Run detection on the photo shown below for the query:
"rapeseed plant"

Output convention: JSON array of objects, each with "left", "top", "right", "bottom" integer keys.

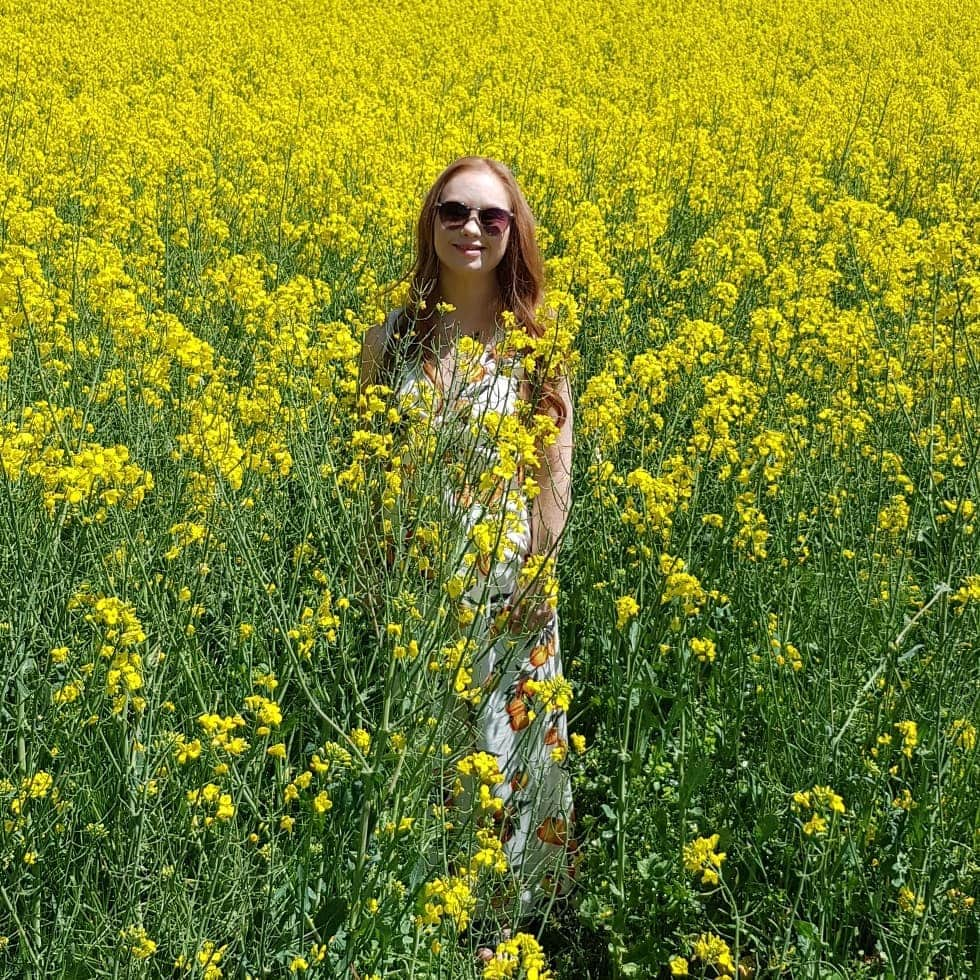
[{"left": 1, "top": 0, "right": 978, "bottom": 975}]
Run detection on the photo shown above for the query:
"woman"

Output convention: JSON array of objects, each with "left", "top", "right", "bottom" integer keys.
[{"left": 359, "top": 156, "right": 575, "bottom": 920}]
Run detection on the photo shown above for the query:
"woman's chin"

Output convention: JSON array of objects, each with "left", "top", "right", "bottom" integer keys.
[{"left": 452, "top": 250, "right": 486, "bottom": 266}]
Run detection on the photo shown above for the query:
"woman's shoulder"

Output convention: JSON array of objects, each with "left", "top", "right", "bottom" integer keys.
[
  {"left": 360, "top": 310, "right": 405, "bottom": 389},
  {"left": 364, "top": 308, "right": 405, "bottom": 347},
  {"left": 361, "top": 308, "right": 425, "bottom": 392}
]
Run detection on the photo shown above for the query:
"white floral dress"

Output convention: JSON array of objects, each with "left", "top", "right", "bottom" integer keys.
[{"left": 385, "top": 310, "right": 576, "bottom": 914}]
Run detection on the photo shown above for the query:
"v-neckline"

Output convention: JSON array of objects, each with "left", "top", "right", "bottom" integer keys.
[{"left": 419, "top": 340, "right": 498, "bottom": 396}]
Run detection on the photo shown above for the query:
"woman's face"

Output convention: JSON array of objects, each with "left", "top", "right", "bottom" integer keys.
[{"left": 433, "top": 167, "right": 512, "bottom": 279}]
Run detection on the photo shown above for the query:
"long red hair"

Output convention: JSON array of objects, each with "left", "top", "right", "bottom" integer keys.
[{"left": 394, "top": 156, "right": 567, "bottom": 426}]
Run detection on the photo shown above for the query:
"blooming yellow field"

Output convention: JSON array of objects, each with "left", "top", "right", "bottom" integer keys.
[{"left": 1, "top": 0, "right": 978, "bottom": 976}]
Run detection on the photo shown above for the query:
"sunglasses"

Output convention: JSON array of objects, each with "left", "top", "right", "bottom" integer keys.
[{"left": 436, "top": 200, "right": 514, "bottom": 236}]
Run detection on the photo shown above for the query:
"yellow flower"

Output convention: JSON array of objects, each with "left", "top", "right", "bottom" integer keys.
[
  {"left": 946, "top": 889, "right": 975, "bottom": 914},
  {"left": 894, "top": 720, "right": 918, "bottom": 759},
  {"left": 120, "top": 926, "right": 158, "bottom": 960},
  {"left": 793, "top": 783, "right": 846, "bottom": 837},
  {"left": 812, "top": 785, "right": 846, "bottom": 814},
  {"left": 892, "top": 789, "right": 916, "bottom": 811},
  {"left": 690, "top": 637, "right": 716, "bottom": 663},
  {"left": 691, "top": 933, "right": 735, "bottom": 975},
  {"left": 253, "top": 671, "right": 278, "bottom": 691},
  {"left": 243, "top": 695, "right": 282, "bottom": 728},
  {"left": 52, "top": 680, "right": 84, "bottom": 704},
  {"left": 615, "top": 595, "right": 639, "bottom": 629},
  {"left": 174, "top": 735, "right": 201, "bottom": 766},
  {"left": 802, "top": 814, "right": 828, "bottom": 836},
  {"left": 952, "top": 575, "right": 980, "bottom": 606},
  {"left": 350, "top": 728, "right": 371, "bottom": 753},
  {"left": 416, "top": 874, "right": 476, "bottom": 932},
  {"left": 897, "top": 886, "right": 925, "bottom": 917},
  {"left": 683, "top": 833, "right": 726, "bottom": 885},
  {"left": 457, "top": 751, "right": 505, "bottom": 786},
  {"left": 479, "top": 931, "right": 552, "bottom": 979},
  {"left": 948, "top": 718, "right": 976, "bottom": 751},
  {"left": 877, "top": 494, "right": 910, "bottom": 535},
  {"left": 523, "top": 675, "right": 573, "bottom": 713}
]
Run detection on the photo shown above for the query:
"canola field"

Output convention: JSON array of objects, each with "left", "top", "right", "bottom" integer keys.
[{"left": 1, "top": 0, "right": 979, "bottom": 976}]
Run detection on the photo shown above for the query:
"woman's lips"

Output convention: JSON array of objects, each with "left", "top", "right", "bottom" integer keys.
[{"left": 454, "top": 243, "right": 484, "bottom": 255}]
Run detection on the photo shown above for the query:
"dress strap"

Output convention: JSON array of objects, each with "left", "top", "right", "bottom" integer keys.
[{"left": 383, "top": 308, "right": 402, "bottom": 343}]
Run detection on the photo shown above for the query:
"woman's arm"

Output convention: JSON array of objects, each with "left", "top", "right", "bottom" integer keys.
[
  {"left": 358, "top": 321, "right": 389, "bottom": 394},
  {"left": 529, "top": 374, "right": 573, "bottom": 559},
  {"left": 506, "top": 375, "right": 573, "bottom": 634}
]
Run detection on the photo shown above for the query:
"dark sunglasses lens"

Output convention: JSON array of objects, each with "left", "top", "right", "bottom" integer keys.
[
  {"left": 440, "top": 202, "right": 470, "bottom": 226},
  {"left": 480, "top": 209, "right": 511, "bottom": 235}
]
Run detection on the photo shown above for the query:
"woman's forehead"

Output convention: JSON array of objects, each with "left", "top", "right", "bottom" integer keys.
[{"left": 441, "top": 168, "right": 511, "bottom": 208}]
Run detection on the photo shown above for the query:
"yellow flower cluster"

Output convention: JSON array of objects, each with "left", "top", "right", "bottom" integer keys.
[
  {"left": 310, "top": 742, "right": 354, "bottom": 774},
  {"left": 285, "top": 590, "right": 342, "bottom": 659},
  {"left": 6, "top": 771, "right": 60, "bottom": 827},
  {"left": 952, "top": 575, "right": 980, "bottom": 607},
  {"left": 683, "top": 833, "right": 727, "bottom": 886},
  {"left": 659, "top": 554, "right": 707, "bottom": 618},
  {"left": 622, "top": 462, "right": 694, "bottom": 543},
  {"left": 428, "top": 637, "right": 481, "bottom": 702},
  {"left": 766, "top": 614, "right": 804, "bottom": 672},
  {"left": 480, "top": 409, "right": 557, "bottom": 485},
  {"left": 198, "top": 712, "right": 249, "bottom": 756},
  {"left": 457, "top": 751, "right": 506, "bottom": 813},
  {"left": 893, "top": 720, "right": 918, "bottom": 759},
  {"left": 120, "top": 925, "right": 158, "bottom": 960},
  {"left": 470, "top": 827, "right": 509, "bottom": 874},
  {"left": 67, "top": 590, "right": 149, "bottom": 715},
  {"left": 615, "top": 595, "right": 639, "bottom": 630},
  {"left": 243, "top": 695, "right": 283, "bottom": 734},
  {"left": 523, "top": 675, "right": 573, "bottom": 714},
  {"left": 948, "top": 719, "right": 976, "bottom": 752},
  {"left": 897, "top": 885, "right": 926, "bottom": 917},
  {"left": 793, "top": 785, "right": 846, "bottom": 837},
  {"left": 416, "top": 874, "right": 477, "bottom": 932},
  {"left": 0, "top": 399, "right": 154, "bottom": 522},
  {"left": 673, "top": 933, "right": 736, "bottom": 979},
  {"left": 516, "top": 554, "right": 559, "bottom": 608},
  {"left": 690, "top": 637, "right": 717, "bottom": 664},
  {"left": 481, "top": 931, "right": 553, "bottom": 979},
  {"left": 457, "top": 751, "right": 505, "bottom": 786},
  {"left": 500, "top": 301, "right": 580, "bottom": 384},
  {"left": 175, "top": 941, "right": 227, "bottom": 980},
  {"left": 185, "top": 783, "right": 236, "bottom": 827},
  {"left": 691, "top": 933, "right": 736, "bottom": 976}
]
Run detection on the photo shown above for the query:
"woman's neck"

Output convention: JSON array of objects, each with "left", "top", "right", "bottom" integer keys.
[{"left": 435, "top": 271, "right": 500, "bottom": 345}]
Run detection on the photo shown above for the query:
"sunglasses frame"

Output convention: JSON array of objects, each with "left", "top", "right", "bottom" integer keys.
[{"left": 436, "top": 200, "right": 514, "bottom": 236}]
